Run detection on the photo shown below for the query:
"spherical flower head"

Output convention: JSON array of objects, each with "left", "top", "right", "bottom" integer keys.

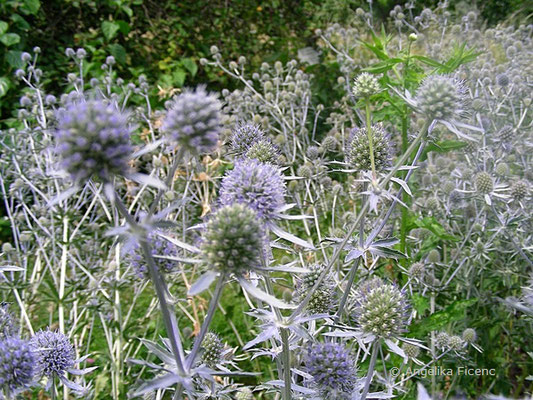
[
  {"left": 0, "top": 337, "right": 35, "bottom": 393},
  {"left": 304, "top": 342, "right": 357, "bottom": 399},
  {"left": 201, "top": 204, "right": 266, "bottom": 274},
  {"left": 294, "top": 264, "right": 336, "bottom": 315},
  {"left": 55, "top": 99, "right": 133, "bottom": 182},
  {"left": 402, "top": 343, "right": 420, "bottom": 359},
  {"left": 352, "top": 73, "right": 381, "bottom": 98},
  {"left": 408, "top": 262, "right": 425, "bottom": 279},
  {"left": 346, "top": 124, "right": 391, "bottom": 172},
  {"left": 201, "top": 332, "right": 223, "bottom": 367},
  {"left": 230, "top": 123, "right": 265, "bottom": 155},
  {"left": 448, "top": 335, "right": 464, "bottom": 351},
  {"left": 435, "top": 332, "right": 449, "bottom": 349},
  {"left": 0, "top": 304, "right": 17, "bottom": 339},
  {"left": 245, "top": 139, "right": 280, "bottom": 164},
  {"left": 129, "top": 234, "right": 179, "bottom": 279},
  {"left": 353, "top": 277, "right": 410, "bottom": 338},
  {"left": 511, "top": 180, "right": 528, "bottom": 202},
  {"left": 475, "top": 172, "right": 493, "bottom": 194},
  {"left": 30, "top": 329, "right": 75, "bottom": 378},
  {"left": 415, "top": 75, "right": 465, "bottom": 120},
  {"left": 162, "top": 86, "right": 222, "bottom": 154},
  {"left": 219, "top": 159, "right": 286, "bottom": 221},
  {"left": 462, "top": 328, "right": 476, "bottom": 343}
]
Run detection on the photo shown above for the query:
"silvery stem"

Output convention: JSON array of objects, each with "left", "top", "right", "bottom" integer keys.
[{"left": 361, "top": 340, "right": 380, "bottom": 400}]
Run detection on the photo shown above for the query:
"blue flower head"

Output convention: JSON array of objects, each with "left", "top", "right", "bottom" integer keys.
[
  {"left": 0, "top": 337, "right": 35, "bottom": 393},
  {"left": 30, "top": 330, "right": 75, "bottom": 379}
]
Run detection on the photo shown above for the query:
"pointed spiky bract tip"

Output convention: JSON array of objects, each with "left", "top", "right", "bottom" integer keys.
[
  {"left": 201, "top": 332, "right": 223, "bottom": 367},
  {"left": 201, "top": 204, "right": 266, "bottom": 274},
  {"left": 162, "top": 86, "right": 222, "bottom": 154},
  {"left": 353, "top": 277, "right": 410, "bottom": 338},
  {"left": 55, "top": 99, "right": 133, "bottom": 182},
  {"left": 30, "top": 329, "right": 75, "bottom": 378},
  {"left": 0, "top": 337, "right": 35, "bottom": 393},
  {"left": 219, "top": 158, "right": 286, "bottom": 221},
  {"left": 346, "top": 123, "right": 391, "bottom": 172},
  {"left": 415, "top": 74, "right": 465, "bottom": 120},
  {"left": 230, "top": 123, "right": 265, "bottom": 155},
  {"left": 352, "top": 72, "right": 381, "bottom": 98},
  {"left": 305, "top": 342, "right": 357, "bottom": 399}
]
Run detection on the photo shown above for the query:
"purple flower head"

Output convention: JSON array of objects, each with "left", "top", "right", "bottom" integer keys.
[
  {"left": 54, "top": 99, "right": 133, "bottom": 182},
  {"left": 304, "top": 342, "right": 357, "bottom": 399},
  {"left": 0, "top": 304, "right": 18, "bottom": 339},
  {"left": 230, "top": 123, "right": 265, "bottom": 155},
  {"left": 162, "top": 86, "right": 222, "bottom": 154},
  {"left": 0, "top": 337, "right": 35, "bottom": 393},
  {"left": 352, "top": 277, "right": 410, "bottom": 338},
  {"left": 219, "top": 159, "right": 286, "bottom": 221},
  {"left": 30, "top": 329, "right": 75, "bottom": 379},
  {"left": 129, "top": 233, "right": 179, "bottom": 279}
]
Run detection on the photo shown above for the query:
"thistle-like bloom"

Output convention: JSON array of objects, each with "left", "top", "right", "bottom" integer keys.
[
  {"left": 510, "top": 180, "right": 528, "bottom": 202},
  {"left": 352, "top": 278, "right": 410, "bottom": 338},
  {"left": 245, "top": 139, "right": 280, "bottom": 164},
  {"left": 304, "top": 342, "right": 357, "bottom": 399},
  {"left": 475, "top": 172, "right": 493, "bottom": 194},
  {"left": 294, "top": 264, "right": 336, "bottom": 315},
  {"left": 201, "top": 204, "right": 265, "bottom": 274},
  {"left": 30, "top": 329, "right": 75, "bottom": 379},
  {"left": 201, "top": 332, "right": 223, "bottom": 367},
  {"left": 129, "top": 234, "right": 179, "bottom": 279},
  {"left": 402, "top": 343, "right": 420, "bottom": 359},
  {"left": 415, "top": 75, "right": 465, "bottom": 120},
  {"left": 462, "top": 328, "right": 476, "bottom": 343},
  {"left": 352, "top": 72, "right": 381, "bottom": 98},
  {"left": 162, "top": 86, "right": 222, "bottom": 153},
  {"left": 230, "top": 123, "right": 265, "bottom": 155},
  {"left": 0, "top": 337, "right": 35, "bottom": 393},
  {"left": 0, "top": 304, "right": 17, "bottom": 339},
  {"left": 346, "top": 124, "right": 391, "bottom": 172},
  {"left": 54, "top": 99, "right": 133, "bottom": 182},
  {"left": 219, "top": 159, "right": 286, "bottom": 221}
]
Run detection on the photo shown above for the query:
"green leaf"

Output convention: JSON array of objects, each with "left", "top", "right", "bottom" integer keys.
[
  {"left": 408, "top": 216, "right": 459, "bottom": 242},
  {"left": 0, "top": 33, "right": 20, "bottom": 47},
  {"left": 421, "top": 140, "right": 467, "bottom": 161},
  {"left": 102, "top": 21, "right": 120, "bottom": 41},
  {"left": 363, "top": 57, "right": 404, "bottom": 74},
  {"left": 409, "top": 299, "right": 477, "bottom": 336},
  {"left": 172, "top": 68, "right": 186, "bottom": 87},
  {"left": 181, "top": 58, "right": 197, "bottom": 77},
  {"left": 0, "top": 77, "right": 10, "bottom": 98},
  {"left": 22, "top": 0, "right": 41, "bottom": 15},
  {"left": 11, "top": 14, "right": 30, "bottom": 30},
  {"left": 0, "top": 21, "right": 8, "bottom": 35},
  {"left": 412, "top": 293, "right": 430, "bottom": 316},
  {"left": 5, "top": 50, "right": 23, "bottom": 68},
  {"left": 116, "top": 20, "right": 131, "bottom": 35},
  {"left": 108, "top": 43, "right": 126, "bottom": 64}
]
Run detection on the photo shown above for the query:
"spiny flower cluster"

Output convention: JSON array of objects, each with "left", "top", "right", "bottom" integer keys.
[
  {"left": 201, "top": 204, "right": 265, "bottom": 274},
  {"left": 352, "top": 277, "right": 410, "bottom": 337},
  {"left": 0, "top": 304, "right": 17, "bottom": 339},
  {"left": 475, "top": 172, "right": 493, "bottom": 194},
  {"left": 346, "top": 124, "right": 391, "bottom": 172},
  {"left": 415, "top": 75, "right": 465, "bottom": 120},
  {"left": 304, "top": 342, "right": 357, "bottom": 399},
  {"left": 201, "top": 332, "right": 224, "bottom": 367},
  {"left": 130, "top": 234, "right": 179, "bottom": 279},
  {"left": 511, "top": 180, "right": 528, "bottom": 202},
  {"left": 294, "top": 264, "right": 336, "bottom": 315},
  {"left": 162, "top": 86, "right": 222, "bottom": 154},
  {"left": 245, "top": 139, "right": 281, "bottom": 164},
  {"left": 54, "top": 99, "right": 133, "bottom": 182},
  {"left": 219, "top": 159, "right": 286, "bottom": 221},
  {"left": 230, "top": 123, "right": 265, "bottom": 155},
  {"left": 0, "top": 337, "right": 35, "bottom": 393},
  {"left": 352, "top": 72, "right": 381, "bottom": 98},
  {"left": 30, "top": 329, "right": 75, "bottom": 379}
]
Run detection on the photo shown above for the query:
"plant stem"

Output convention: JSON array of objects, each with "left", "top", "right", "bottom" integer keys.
[
  {"left": 361, "top": 340, "right": 380, "bottom": 400},
  {"left": 186, "top": 274, "right": 226, "bottom": 370},
  {"left": 365, "top": 101, "right": 377, "bottom": 179},
  {"left": 336, "top": 258, "right": 360, "bottom": 320},
  {"left": 280, "top": 328, "right": 292, "bottom": 400}
]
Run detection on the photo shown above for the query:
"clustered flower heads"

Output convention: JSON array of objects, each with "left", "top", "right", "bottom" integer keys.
[
  {"left": 352, "top": 72, "right": 381, "bottom": 98},
  {"left": 304, "top": 342, "right": 357, "bottom": 399},
  {"left": 352, "top": 277, "right": 410, "bottom": 337},
  {"left": 30, "top": 329, "right": 75, "bottom": 379},
  {"left": 201, "top": 204, "right": 265, "bottom": 274},
  {"left": 219, "top": 158, "right": 286, "bottom": 221},
  {"left": 0, "top": 337, "right": 35, "bottom": 393},
  {"left": 129, "top": 234, "right": 179, "bottom": 279},
  {"left": 415, "top": 74, "right": 465, "bottom": 120},
  {"left": 201, "top": 332, "right": 224, "bottom": 367},
  {"left": 346, "top": 124, "right": 391, "bottom": 172},
  {"left": 54, "top": 99, "right": 133, "bottom": 182},
  {"left": 162, "top": 86, "right": 222, "bottom": 153},
  {"left": 230, "top": 123, "right": 265, "bottom": 155}
]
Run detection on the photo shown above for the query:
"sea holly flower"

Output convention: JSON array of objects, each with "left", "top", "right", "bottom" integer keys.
[
  {"left": 230, "top": 123, "right": 266, "bottom": 155},
  {"left": 352, "top": 72, "right": 381, "bottom": 98},
  {"left": 345, "top": 124, "right": 392, "bottom": 173},
  {"left": 0, "top": 337, "right": 35, "bottom": 396},
  {"left": 293, "top": 264, "right": 336, "bottom": 315}
]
